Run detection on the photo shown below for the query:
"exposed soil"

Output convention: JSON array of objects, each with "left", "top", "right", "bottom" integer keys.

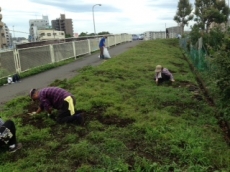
[
  {"left": 83, "top": 107, "right": 135, "bottom": 128},
  {"left": 14, "top": 103, "right": 135, "bottom": 130}
]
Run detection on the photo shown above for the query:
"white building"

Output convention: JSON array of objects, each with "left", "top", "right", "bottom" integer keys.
[
  {"left": 37, "top": 30, "right": 65, "bottom": 40},
  {"left": 3, "top": 24, "right": 12, "bottom": 47},
  {"left": 29, "top": 15, "right": 50, "bottom": 42},
  {"left": 144, "top": 31, "right": 166, "bottom": 40}
]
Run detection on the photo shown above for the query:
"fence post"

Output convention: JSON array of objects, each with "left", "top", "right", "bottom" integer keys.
[
  {"left": 14, "top": 49, "right": 21, "bottom": 73},
  {"left": 114, "top": 35, "right": 117, "bottom": 46},
  {"left": 107, "top": 37, "right": 110, "bottom": 48},
  {"left": 72, "top": 41, "right": 76, "bottom": 59},
  {"left": 87, "top": 39, "right": 91, "bottom": 55},
  {"left": 49, "top": 44, "right": 55, "bottom": 63}
]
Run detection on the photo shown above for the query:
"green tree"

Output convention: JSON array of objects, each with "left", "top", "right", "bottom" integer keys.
[
  {"left": 189, "top": 24, "right": 202, "bottom": 45},
  {"left": 194, "top": 0, "right": 229, "bottom": 32},
  {"left": 174, "top": 0, "right": 194, "bottom": 34},
  {"left": 65, "top": 34, "right": 71, "bottom": 38},
  {"left": 88, "top": 33, "right": 95, "bottom": 36},
  {"left": 98, "top": 31, "right": 110, "bottom": 35},
  {"left": 79, "top": 32, "right": 88, "bottom": 37}
]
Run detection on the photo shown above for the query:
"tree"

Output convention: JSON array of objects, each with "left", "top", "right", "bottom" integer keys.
[
  {"left": 98, "top": 31, "right": 110, "bottom": 35},
  {"left": 65, "top": 34, "right": 71, "bottom": 38},
  {"left": 189, "top": 24, "right": 202, "bottom": 45},
  {"left": 79, "top": 32, "right": 88, "bottom": 37},
  {"left": 194, "top": 0, "right": 229, "bottom": 32},
  {"left": 174, "top": 0, "right": 194, "bottom": 34}
]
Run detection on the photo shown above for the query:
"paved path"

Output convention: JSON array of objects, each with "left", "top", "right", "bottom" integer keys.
[{"left": 0, "top": 41, "right": 142, "bottom": 105}]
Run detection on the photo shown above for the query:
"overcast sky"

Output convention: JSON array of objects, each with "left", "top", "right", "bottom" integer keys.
[{"left": 1, "top": 0, "right": 195, "bottom": 38}]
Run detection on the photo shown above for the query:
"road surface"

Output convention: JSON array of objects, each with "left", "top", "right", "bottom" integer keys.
[{"left": 0, "top": 41, "right": 142, "bottom": 105}]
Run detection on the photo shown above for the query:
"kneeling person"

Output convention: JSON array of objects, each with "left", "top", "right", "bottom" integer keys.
[
  {"left": 29, "top": 87, "right": 83, "bottom": 125},
  {"left": 155, "top": 65, "right": 175, "bottom": 84},
  {"left": 0, "top": 118, "right": 22, "bottom": 153}
]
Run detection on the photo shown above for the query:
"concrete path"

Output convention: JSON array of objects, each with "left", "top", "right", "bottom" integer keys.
[{"left": 0, "top": 41, "right": 142, "bottom": 105}]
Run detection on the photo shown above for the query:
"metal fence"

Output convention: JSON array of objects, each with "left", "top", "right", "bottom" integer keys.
[
  {"left": 180, "top": 37, "right": 210, "bottom": 71},
  {"left": 0, "top": 34, "right": 132, "bottom": 79}
]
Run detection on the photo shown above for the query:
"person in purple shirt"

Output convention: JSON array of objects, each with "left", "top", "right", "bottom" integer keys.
[
  {"left": 155, "top": 65, "right": 175, "bottom": 84},
  {"left": 99, "top": 36, "right": 107, "bottom": 59},
  {"left": 29, "top": 87, "right": 84, "bottom": 125}
]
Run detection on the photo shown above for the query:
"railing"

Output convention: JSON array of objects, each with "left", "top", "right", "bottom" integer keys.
[{"left": 0, "top": 34, "right": 132, "bottom": 79}]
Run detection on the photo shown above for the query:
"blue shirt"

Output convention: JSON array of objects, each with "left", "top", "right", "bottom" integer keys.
[{"left": 99, "top": 38, "right": 106, "bottom": 47}]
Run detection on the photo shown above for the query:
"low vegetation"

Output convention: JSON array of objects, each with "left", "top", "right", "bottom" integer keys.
[{"left": 0, "top": 39, "right": 229, "bottom": 171}]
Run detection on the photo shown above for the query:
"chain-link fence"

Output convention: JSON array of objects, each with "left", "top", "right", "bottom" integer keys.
[{"left": 180, "top": 37, "right": 210, "bottom": 72}]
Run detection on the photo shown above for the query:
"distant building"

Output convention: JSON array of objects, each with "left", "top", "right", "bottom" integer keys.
[
  {"left": 166, "top": 26, "right": 183, "bottom": 35},
  {"left": 51, "top": 14, "right": 73, "bottom": 37},
  {"left": 0, "top": 7, "right": 7, "bottom": 49},
  {"left": 29, "top": 15, "right": 50, "bottom": 42},
  {"left": 74, "top": 33, "right": 79, "bottom": 38},
  {"left": 144, "top": 31, "right": 166, "bottom": 40},
  {"left": 3, "top": 24, "right": 12, "bottom": 47},
  {"left": 37, "top": 30, "right": 65, "bottom": 40}
]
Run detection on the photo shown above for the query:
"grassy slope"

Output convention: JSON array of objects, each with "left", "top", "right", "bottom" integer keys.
[{"left": 0, "top": 39, "right": 229, "bottom": 172}]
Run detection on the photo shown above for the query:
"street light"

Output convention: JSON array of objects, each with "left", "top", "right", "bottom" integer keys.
[{"left": 92, "top": 4, "right": 101, "bottom": 35}]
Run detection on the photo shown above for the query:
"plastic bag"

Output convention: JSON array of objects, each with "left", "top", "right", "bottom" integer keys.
[
  {"left": 103, "top": 47, "right": 111, "bottom": 58},
  {"left": 7, "top": 77, "right": 13, "bottom": 84}
]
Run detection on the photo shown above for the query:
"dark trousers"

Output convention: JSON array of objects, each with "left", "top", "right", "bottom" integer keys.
[
  {"left": 12, "top": 74, "right": 20, "bottom": 82},
  {"left": 0, "top": 120, "right": 16, "bottom": 146},
  {"left": 157, "top": 73, "right": 170, "bottom": 84},
  {"left": 100, "top": 47, "right": 104, "bottom": 59},
  {"left": 56, "top": 98, "right": 81, "bottom": 124}
]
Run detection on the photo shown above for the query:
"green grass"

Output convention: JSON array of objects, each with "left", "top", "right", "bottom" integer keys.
[{"left": 0, "top": 39, "right": 229, "bottom": 172}]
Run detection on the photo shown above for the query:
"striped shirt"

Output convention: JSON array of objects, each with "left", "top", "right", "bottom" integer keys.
[{"left": 39, "top": 87, "right": 72, "bottom": 111}]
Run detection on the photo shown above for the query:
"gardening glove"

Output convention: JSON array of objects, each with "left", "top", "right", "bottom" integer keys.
[{"left": 28, "top": 112, "right": 37, "bottom": 116}]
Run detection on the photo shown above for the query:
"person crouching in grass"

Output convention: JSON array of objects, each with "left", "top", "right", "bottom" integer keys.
[{"left": 155, "top": 65, "right": 175, "bottom": 85}]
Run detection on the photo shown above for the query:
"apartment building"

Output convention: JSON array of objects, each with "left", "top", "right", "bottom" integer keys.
[
  {"left": 51, "top": 14, "right": 73, "bottom": 37},
  {"left": 37, "top": 30, "right": 65, "bottom": 40},
  {"left": 3, "top": 24, "right": 12, "bottom": 47},
  {"left": 0, "top": 7, "right": 7, "bottom": 49},
  {"left": 29, "top": 15, "right": 50, "bottom": 42}
]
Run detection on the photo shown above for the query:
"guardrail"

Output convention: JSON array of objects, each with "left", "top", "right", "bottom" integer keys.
[{"left": 0, "top": 34, "right": 132, "bottom": 79}]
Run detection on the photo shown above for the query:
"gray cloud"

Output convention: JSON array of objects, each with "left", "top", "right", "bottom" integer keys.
[{"left": 29, "top": 0, "right": 121, "bottom": 13}]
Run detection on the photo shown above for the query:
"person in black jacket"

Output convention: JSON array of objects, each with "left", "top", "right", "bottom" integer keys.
[{"left": 0, "top": 118, "right": 22, "bottom": 153}]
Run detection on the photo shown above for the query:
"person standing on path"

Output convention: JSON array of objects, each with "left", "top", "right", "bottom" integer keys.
[
  {"left": 29, "top": 87, "right": 84, "bottom": 125},
  {"left": 99, "top": 36, "right": 107, "bottom": 59}
]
